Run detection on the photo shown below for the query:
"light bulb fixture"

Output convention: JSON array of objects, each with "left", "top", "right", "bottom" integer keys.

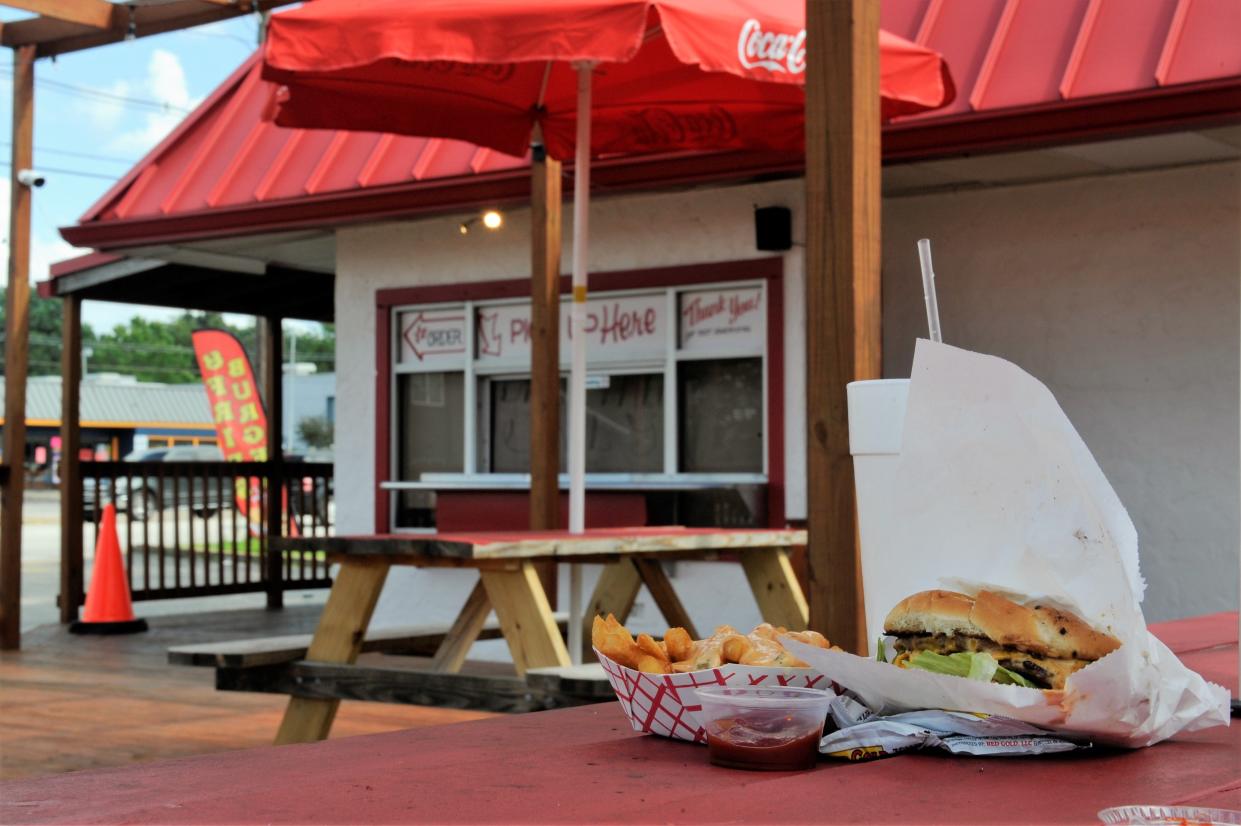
[{"left": 459, "top": 209, "right": 504, "bottom": 234}]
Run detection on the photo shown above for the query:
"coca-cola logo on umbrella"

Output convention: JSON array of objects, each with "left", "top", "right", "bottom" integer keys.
[
  {"left": 621, "top": 106, "right": 738, "bottom": 149},
  {"left": 737, "top": 19, "right": 806, "bottom": 75}
]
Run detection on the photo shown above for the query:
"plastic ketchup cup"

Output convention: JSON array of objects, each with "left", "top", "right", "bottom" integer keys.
[{"left": 696, "top": 686, "right": 831, "bottom": 771}]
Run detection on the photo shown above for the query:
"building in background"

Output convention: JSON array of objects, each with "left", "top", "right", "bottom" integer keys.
[
  {"left": 42, "top": 5, "right": 1241, "bottom": 624},
  {"left": 0, "top": 375, "right": 215, "bottom": 482},
  {"left": 0, "top": 372, "right": 336, "bottom": 481}
]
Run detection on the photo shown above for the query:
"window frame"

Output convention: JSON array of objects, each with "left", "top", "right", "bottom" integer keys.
[{"left": 375, "top": 258, "right": 784, "bottom": 533}]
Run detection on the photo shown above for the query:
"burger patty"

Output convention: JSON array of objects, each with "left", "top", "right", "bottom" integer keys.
[{"left": 891, "top": 633, "right": 1092, "bottom": 690}]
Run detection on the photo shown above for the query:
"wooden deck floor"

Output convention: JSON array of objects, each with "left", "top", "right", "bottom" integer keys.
[{"left": 0, "top": 606, "right": 496, "bottom": 780}]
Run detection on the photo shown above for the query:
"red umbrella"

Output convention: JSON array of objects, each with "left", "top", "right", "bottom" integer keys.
[
  {"left": 262, "top": 0, "right": 953, "bottom": 658},
  {"left": 263, "top": 0, "right": 952, "bottom": 159}
]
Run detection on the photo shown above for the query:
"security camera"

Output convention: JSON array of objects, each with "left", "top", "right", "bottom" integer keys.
[{"left": 17, "top": 169, "right": 45, "bottom": 188}]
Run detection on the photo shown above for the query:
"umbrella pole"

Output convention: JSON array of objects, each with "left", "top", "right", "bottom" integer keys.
[{"left": 567, "top": 62, "right": 593, "bottom": 664}]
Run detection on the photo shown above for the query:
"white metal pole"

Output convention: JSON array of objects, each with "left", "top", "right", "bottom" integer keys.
[{"left": 566, "top": 62, "right": 593, "bottom": 665}]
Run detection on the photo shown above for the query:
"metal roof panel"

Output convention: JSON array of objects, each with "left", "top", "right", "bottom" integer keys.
[{"left": 63, "top": 9, "right": 1240, "bottom": 244}]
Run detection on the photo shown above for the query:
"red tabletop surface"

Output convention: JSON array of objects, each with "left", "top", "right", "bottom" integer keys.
[{"left": 4, "top": 613, "right": 1237, "bottom": 825}]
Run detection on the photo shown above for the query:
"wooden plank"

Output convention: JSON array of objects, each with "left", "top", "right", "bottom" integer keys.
[
  {"left": 529, "top": 136, "right": 563, "bottom": 606},
  {"left": 220, "top": 661, "right": 605, "bottom": 713},
  {"left": 584, "top": 560, "right": 642, "bottom": 624},
  {"left": 480, "top": 562, "right": 569, "bottom": 675},
  {"left": 58, "top": 295, "right": 84, "bottom": 623},
  {"left": 804, "top": 0, "right": 880, "bottom": 655},
  {"left": 167, "top": 613, "right": 570, "bottom": 669},
  {"left": 0, "top": 0, "right": 116, "bottom": 29},
  {"left": 312, "top": 529, "right": 808, "bottom": 561},
  {"left": 632, "top": 559, "right": 698, "bottom": 639},
  {"left": 261, "top": 315, "right": 284, "bottom": 610},
  {"left": 274, "top": 561, "right": 389, "bottom": 744},
  {"left": 431, "top": 580, "right": 492, "bottom": 674},
  {"left": 0, "top": 0, "right": 297, "bottom": 55},
  {"left": 0, "top": 46, "right": 34, "bottom": 651},
  {"left": 739, "top": 548, "right": 810, "bottom": 632}
]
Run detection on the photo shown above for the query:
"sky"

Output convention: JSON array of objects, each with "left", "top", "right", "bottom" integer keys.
[{"left": 0, "top": 9, "right": 279, "bottom": 333}]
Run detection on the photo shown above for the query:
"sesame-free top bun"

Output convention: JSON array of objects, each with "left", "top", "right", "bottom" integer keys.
[
  {"left": 970, "top": 590, "right": 1120, "bottom": 662},
  {"left": 884, "top": 590, "right": 985, "bottom": 638}
]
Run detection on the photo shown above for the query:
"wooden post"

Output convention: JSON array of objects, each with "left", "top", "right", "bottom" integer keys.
[
  {"left": 529, "top": 134, "right": 562, "bottom": 604},
  {"left": 59, "top": 295, "right": 84, "bottom": 623},
  {"left": 804, "top": 0, "right": 880, "bottom": 654},
  {"left": 261, "top": 316, "right": 284, "bottom": 610},
  {"left": 0, "top": 45, "right": 35, "bottom": 650}
]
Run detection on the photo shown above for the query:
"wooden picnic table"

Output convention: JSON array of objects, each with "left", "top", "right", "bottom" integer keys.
[
  {"left": 4, "top": 612, "right": 1235, "bottom": 825},
  {"left": 271, "top": 527, "right": 809, "bottom": 744}
]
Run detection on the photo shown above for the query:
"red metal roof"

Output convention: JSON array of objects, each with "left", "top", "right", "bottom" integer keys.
[{"left": 63, "top": 0, "right": 1240, "bottom": 251}]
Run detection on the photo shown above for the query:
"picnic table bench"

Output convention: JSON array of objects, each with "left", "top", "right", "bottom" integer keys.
[
  {"left": 249, "top": 527, "right": 807, "bottom": 744},
  {"left": 8, "top": 612, "right": 1237, "bottom": 825}
]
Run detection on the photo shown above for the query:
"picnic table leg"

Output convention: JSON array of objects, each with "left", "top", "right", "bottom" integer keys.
[
  {"left": 633, "top": 558, "right": 699, "bottom": 639},
  {"left": 431, "top": 578, "right": 491, "bottom": 674},
  {"left": 480, "top": 562, "right": 570, "bottom": 676},
  {"left": 582, "top": 559, "right": 642, "bottom": 657},
  {"left": 740, "top": 547, "right": 809, "bottom": 631},
  {"left": 274, "top": 560, "right": 390, "bottom": 745}
]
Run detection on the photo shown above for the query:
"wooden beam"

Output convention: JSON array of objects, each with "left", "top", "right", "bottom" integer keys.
[
  {"left": 804, "top": 0, "right": 881, "bottom": 654},
  {"left": 529, "top": 137, "right": 563, "bottom": 606},
  {"left": 261, "top": 316, "right": 284, "bottom": 610},
  {"left": 58, "top": 295, "right": 83, "bottom": 624},
  {"left": 0, "top": 0, "right": 116, "bottom": 29},
  {"left": 0, "top": 45, "right": 34, "bottom": 651},
  {"left": 1, "top": 0, "right": 296, "bottom": 56},
  {"left": 274, "top": 560, "right": 390, "bottom": 744}
]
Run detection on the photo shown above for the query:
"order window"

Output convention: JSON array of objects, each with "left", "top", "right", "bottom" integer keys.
[{"left": 391, "top": 280, "right": 768, "bottom": 529}]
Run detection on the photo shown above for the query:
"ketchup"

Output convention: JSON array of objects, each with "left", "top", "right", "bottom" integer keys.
[{"left": 705, "top": 717, "right": 822, "bottom": 771}]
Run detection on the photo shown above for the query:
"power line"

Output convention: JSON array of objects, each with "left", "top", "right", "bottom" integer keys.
[
  {"left": 0, "top": 141, "right": 138, "bottom": 166},
  {"left": 0, "top": 161, "right": 118, "bottom": 182},
  {"left": 0, "top": 70, "right": 193, "bottom": 116}
]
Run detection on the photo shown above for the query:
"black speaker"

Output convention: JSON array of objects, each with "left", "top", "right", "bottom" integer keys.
[{"left": 754, "top": 206, "right": 792, "bottom": 251}]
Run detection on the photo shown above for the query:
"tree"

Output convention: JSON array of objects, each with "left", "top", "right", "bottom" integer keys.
[
  {"left": 297, "top": 415, "right": 334, "bottom": 449},
  {"left": 0, "top": 288, "right": 96, "bottom": 376}
]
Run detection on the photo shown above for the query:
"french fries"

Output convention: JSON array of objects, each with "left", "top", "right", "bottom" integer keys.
[{"left": 591, "top": 614, "right": 835, "bottom": 672}]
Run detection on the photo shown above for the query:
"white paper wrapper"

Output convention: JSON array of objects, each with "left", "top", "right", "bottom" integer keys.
[
  {"left": 802, "top": 341, "right": 1230, "bottom": 747},
  {"left": 595, "top": 648, "right": 837, "bottom": 743}
]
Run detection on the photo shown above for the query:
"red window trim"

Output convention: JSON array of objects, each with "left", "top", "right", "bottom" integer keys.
[{"left": 374, "top": 256, "right": 786, "bottom": 532}]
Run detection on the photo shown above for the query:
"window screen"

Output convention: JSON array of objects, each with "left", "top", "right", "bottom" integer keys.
[
  {"left": 396, "top": 372, "right": 464, "bottom": 527},
  {"left": 678, "top": 358, "right": 763, "bottom": 473},
  {"left": 485, "top": 374, "right": 663, "bottom": 473}
]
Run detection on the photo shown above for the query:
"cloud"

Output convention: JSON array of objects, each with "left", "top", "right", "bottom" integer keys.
[
  {"left": 108, "top": 49, "right": 201, "bottom": 156},
  {"left": 79, "top": 79, "right": 132, "bottom": 133}
]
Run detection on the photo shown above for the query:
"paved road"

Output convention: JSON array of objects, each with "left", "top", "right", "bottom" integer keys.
[{"left": 16, "top": 488, "right": 327, "bottom": 632}]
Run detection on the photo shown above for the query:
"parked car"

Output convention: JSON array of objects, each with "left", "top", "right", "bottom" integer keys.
[
  {"left": 82, "top": 447, "right": 167, "bottom": 520},
  {"left": 104, "top": 445, "right": 227, "bottom": 520}
]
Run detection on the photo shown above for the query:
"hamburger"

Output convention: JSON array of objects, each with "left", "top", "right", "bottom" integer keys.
[{"left": 882, "top": 589, "right": 1121, "bottom": 690}]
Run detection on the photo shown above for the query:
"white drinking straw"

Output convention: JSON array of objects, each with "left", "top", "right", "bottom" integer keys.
[{"left": 917, "top": 238, "right": 943, "bottom": 343}]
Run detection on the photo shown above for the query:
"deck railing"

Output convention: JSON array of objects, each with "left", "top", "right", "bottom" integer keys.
[{"left": 72, "top": 460, "right": 333, "bottom": 605}]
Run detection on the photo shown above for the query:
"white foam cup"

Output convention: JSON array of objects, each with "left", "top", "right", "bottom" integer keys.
[{"left": 846, "top": 379, "right": 910, "bottom": 656}]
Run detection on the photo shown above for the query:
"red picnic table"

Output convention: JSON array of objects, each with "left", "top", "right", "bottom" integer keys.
[{"left": 4, "top": 612, "right": 1237, "bottom": 825}]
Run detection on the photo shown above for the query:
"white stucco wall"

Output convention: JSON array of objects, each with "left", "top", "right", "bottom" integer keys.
[
  {"left": 335, "top": 178, "right": 809, "bottom": 533},
  {"left": 336, "top": 158, "right": 1238, "bottom": 632},
  {"left": 881, "top": 160, "right": 1240, "bottom": 622}
]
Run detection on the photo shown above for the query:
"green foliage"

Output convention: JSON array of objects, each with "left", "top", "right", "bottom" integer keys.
[
  {"left": 297, "top": 414, "right": 335, "bottom": 449},
  {"left": 0, "top": 289, "right": 334, "bottom": 382}
]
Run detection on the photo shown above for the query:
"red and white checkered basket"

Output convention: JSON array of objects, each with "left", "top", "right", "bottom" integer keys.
[{"left": 595, "top": 648, "right": 840, "bottom": 743}]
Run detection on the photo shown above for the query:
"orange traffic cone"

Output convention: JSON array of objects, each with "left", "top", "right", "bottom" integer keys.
[{"left": 70, "top": 503, "right": 148, "bottom": 635}]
